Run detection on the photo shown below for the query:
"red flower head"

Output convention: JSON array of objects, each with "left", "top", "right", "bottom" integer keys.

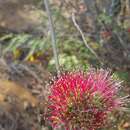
[{"left": 46, "top": 69, "right": 128, "bottom": 130}]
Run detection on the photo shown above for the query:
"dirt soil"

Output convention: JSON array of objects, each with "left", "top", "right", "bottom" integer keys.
[
  {"left": 0, "top": 0, "right": 44, "bottom": 33},
  {"left": 0, "top": 58, "right": 51, "bottom": 130}
]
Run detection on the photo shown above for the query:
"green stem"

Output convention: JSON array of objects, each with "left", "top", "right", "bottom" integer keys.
[{"left": 44, "top": 0, "right": 60, "bottom": 75}]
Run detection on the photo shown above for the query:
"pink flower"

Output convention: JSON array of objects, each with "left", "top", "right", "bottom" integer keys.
[{"left": 46, "top": 69, "right": 127, "bottom": 130}]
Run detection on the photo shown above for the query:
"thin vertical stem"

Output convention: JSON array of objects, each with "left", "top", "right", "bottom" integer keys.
[
  {"left": 44, "top": 0, "right": 60, "bottom": 74},
  {"left": 72, "top": 13, "right": 103, "bottom": 65}
]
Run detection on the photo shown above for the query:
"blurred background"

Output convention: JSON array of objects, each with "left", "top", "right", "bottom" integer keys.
[{"left": 0, "top": 0, "right": 130, "bottom": 130}]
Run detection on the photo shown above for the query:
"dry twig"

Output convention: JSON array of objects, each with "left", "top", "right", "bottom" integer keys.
[{"left": 72, "top": 13, "right": 102, "bottom": 64}]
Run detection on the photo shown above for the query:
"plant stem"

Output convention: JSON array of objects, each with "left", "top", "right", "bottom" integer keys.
[
  {"left": 72, "top": 13, "right": 103, "bottom": 64},
  {"left": 44, "top": 0, "right": 60, "bottom": 74}
]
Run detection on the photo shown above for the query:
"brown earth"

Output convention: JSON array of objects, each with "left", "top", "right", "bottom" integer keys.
[{"left": 0, "top": 0, "right": 44, "bottom": 33}]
